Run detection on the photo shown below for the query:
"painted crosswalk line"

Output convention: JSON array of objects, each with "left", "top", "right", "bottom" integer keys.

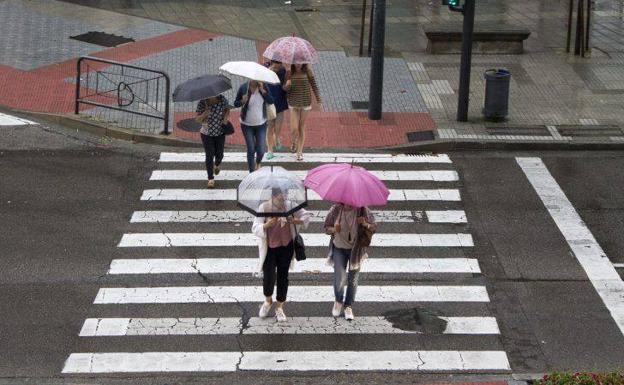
[
  {"left": 93, "top": 285, "right": 490, "bottom": 304},
  {"left": 130, "top": 210, "right": 467, "bottom": 223},
  {"left": 117, "top": 233, "right": 474, "bottom": 248},
  {"left": 63, "top": 350, "right": 510, "bottom": 373},
  {"left": 0, "top": 112, "right": 37, "bottom": 126},
  {"left": 108, "top": 257, "right": 481, "bottom": 274},
  {"left": 79, "top": 316, "right": 500, "bottom": 336},
  {"left": 159, "top": 152, "right": 453, "bottom": 164},
  {"left": 140, "top": 188, "right": 461, "bottom": 201},
  {"left": 150, "top": 169, "right": 459, "bottom": 182},
  {"left": 518, "top": 157, "right": 624, "bottom": 336}
]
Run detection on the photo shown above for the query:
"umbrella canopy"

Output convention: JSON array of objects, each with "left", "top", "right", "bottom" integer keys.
[
  {"left": 219, "top": 61, "right": 280, "bottom": 84},
  {"left": 172, "top": 74, "right": 232, "bottom": 102},
  {"left": 263, "top": 36, "right": 318, "bottom": 64},
  {"left": 238, "top": 165, "right": 308, "bottom": 217},
  {"left": 304, "top": 163, "right": 389, "bottom": 207}
]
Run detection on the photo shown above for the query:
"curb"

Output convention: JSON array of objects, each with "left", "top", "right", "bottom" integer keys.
[
  {"left": 382, "top": 139, "right": 624, "bottom": 153},
  {"left": 17, "top": 111, "right": 203, "bottom": 148}
]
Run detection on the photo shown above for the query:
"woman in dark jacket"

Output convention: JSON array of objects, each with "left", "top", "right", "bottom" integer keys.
[
  {"left": 195, "top": 94, "right": 230, "bottom": 188},
  {"left": 234, "top": 80, "right": 274, "bottom": 173},
  {"left": 264, "top": 61, "right": 289, "bottom": 160}
]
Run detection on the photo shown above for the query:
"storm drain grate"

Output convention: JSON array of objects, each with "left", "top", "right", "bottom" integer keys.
[
  {"left": 176, "top": 118, "right": 202, "bottom": 133},
  {"left": 485, "top": 125, "right": 550, "bottom": 136},
  {"left": 557, "top": 125, "right": 623, "bottom": 137},
  {"left": 70, "top": 31, "right": 135, "bottom": 47},
  {"left": 406, "top": 130, "right": 435, "bottom": 142},
  {"left": 351, "top": 101, "right": 369, "bottom": 110}
]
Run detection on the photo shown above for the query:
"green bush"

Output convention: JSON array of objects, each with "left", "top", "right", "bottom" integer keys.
[{"left": 537, "top": 372, "right": 624, "bottom": 385}]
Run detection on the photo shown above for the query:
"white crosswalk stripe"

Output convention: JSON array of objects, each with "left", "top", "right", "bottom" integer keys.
[
  {"left": 63, "top": 152, "right": 510, "bottom": 374},
  {"left": 108, "top": 257, "right": 481, "bottom": 274},
  {"left": 159, "top": 152, "right": 453, "bottom": 164},
  {"left": 117, "top": 233, "right": 474, "bottom": 248},
  {"left": 79, "top": 316, "right": 500, "bottom": 336},
  {"left": 150, "top": 169, "right": 459, "bottom": 181},
  {"left": 129, "top": 210, "right": 467, "bottom": 223},
  {"left": 140, "top": 188, "right": 462, "bottom": 201}
]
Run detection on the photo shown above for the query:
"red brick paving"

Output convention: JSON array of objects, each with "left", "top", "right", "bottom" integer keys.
[{"left": 0, "top": 28, "right": 434, "bottom": 148}]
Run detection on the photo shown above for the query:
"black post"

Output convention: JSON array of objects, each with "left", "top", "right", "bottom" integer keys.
[
  {"left": 75, "top": 57, "right": 83, "bottom": 114},
  {"left": 575, "top": 0, "right": 583, "bottom": 55},
  {"left": 456, "top": 0, "right": 475, "bottom": 122},
  {"left": 359, "top": 0, "right": 367, "bottom": 56},
  {"left": 368, "top": 0, "right": 374, "bottom": 56},
  {"left": 585, "top": 0, "right": 591, "bottom": 54},
  {"left": 368, "top": 0, "right": 386, "bottom": 120},
  {"left": 566, "top": 0, "right": 574, "bottom": 53}
]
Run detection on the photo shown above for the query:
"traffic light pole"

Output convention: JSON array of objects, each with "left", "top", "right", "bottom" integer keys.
[
  {"left": 368, "top": 0, "right": 386, "bottom": 120},
  {"left": 456, "top": 0, "right": 475, "bottom": 122}
]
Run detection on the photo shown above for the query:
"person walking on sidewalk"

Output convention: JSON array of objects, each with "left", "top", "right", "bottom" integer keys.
[
  {"left": 252, "top": 188, "right": 310, "bottom": 322},
  {"left": 196, "top": 95, "right": 230, "bottom": 188},
  {"left": 234, "top": 80, "right": 274, "bottom": 173},
  {"left": 324, "top": 203, "right": 376, "bottom": 320},
  {"left": 265, "top": 60, "right": 289, "bottom": 160},
  {"left": 284, "top": 64, "right": 322, "bottom": 161}
]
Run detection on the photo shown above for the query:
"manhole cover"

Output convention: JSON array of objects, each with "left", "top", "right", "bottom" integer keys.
[
  {"left": 406, "top": 130, "right": 435, "bottom": 142},
  {"left": 70, "top": 31, "right": 135, "bottom": 47},
  {"left": 557, "top": 125, "right": 623, "bottom": 137},
  {"left": 177, "top": 118, "right": 202, "bottom": 133},
  {"left": 383, "top": 307, "right": 447, "bottom": 333},
  {"left": 351, "top": 101, "right": 369, "bottom": 110}
]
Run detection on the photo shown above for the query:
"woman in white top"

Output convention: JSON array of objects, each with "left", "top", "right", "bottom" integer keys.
[{"left": 234, "top": 80, "right": 275, "bottom": 173}]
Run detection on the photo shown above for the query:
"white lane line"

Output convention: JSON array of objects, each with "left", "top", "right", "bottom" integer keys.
[
  {"left": 517, "top": 157, "right": 624, "bottom": 336},
  {"left": 129, "top": 210, "right": 466, "bottom": 223},
  {"left": 0, "top": 112, "right": 37, "bottom": 126},
  {"left": 150, "top": 170, "right": 459, "bottom": 182},
  {"left": 63, "top": 351, "right": 510, "bottom": 373},
  {"left": 108, "top": 258, "right": 481, "bottom": 274},
  {"left": 140, "top": 189, "right": 461, "bottom": 201},
  {"left": 159, "top": 152, "right": 452, "bottom": 164},
  {"left": 93, "top": 285, "right": 489, "bottom": 304},
  {"left": 117, "top": 233, "right": 474, "bottom": 248},
  {"left": 613, "top": 263, "right": 624, "bottom": 268},
  {"left": 79, "top": 316, "right": 499, "bottom": 336}
]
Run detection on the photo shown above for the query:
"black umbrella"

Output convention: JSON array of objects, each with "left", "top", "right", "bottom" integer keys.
[{"left": 172, "top": 74, "right": 232, "bottom": 102}]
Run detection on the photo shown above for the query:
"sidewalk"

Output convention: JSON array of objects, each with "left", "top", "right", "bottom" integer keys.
[{"left": 1, "top": 0, "right": 624, "bottom": 149}]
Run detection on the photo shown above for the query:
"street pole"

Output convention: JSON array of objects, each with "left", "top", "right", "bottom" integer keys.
[
  {"left": 359, "top": 0, "right": 367, "bottom": 56},
  {"left": 566, "top": 0, "right": 573, "bottom": 53},
  {"left": 456, "top": 0, "right": 475, "bottom": 122},
  {"left": 368, "top": 0, "right": 375, "bottom": 56},
  {"left": 368, "top": 0, "right": 386, "bottom": 120}
]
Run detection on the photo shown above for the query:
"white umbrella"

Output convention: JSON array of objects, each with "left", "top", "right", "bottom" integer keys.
[{"left": 219, "top": 61, "right": 280, "bottom": 84}]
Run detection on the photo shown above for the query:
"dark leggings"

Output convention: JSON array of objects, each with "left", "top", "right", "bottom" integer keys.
[
  {"left": 200, "top": 133, "right": 225, "bottom": 180},
  {"left": 263, "top": 241, "right": 294, "bottom": 302}
]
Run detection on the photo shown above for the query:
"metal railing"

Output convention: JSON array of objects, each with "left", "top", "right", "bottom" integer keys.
[{"left": 75, "top": 56, "right": 171, "bottom": 135}]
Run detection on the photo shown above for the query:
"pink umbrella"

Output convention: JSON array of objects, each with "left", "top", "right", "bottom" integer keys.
[
  {"left": 304, "top": 163, "right": 390, "bottom": 207},
  {"left": 263, "top": 36, "right": 319, "bottom": 65}
]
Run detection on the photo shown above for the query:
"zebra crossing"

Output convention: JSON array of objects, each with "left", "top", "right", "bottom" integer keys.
[{"left": 62, "top": 151, "right": 511, "bottom": 374}]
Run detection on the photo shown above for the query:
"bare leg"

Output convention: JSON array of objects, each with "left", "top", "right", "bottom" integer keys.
[
  {"left": 296, "top": 109, "right": 310, "bottom": 157},
  {"left": 289, "top": 108, "right": 300, "bottom": 152},
  {"left": 274, "top": 112, "right": 284, "bottom": 148},
  {"left": 266, "top": 119, "right": 276, "bottom": 153}
]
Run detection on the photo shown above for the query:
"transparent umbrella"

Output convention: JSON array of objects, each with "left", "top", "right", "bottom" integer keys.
[{"left": 237, "top": 166, "right": 308, "bottom": 217}]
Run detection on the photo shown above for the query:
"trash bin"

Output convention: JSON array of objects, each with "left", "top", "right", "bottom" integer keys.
[{"left": 483, "top": 69, "right": 511, "bottom": 121}]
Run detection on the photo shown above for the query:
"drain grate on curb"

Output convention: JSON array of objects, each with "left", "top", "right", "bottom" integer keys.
[
  {"left": 486, "top": 125, "right": 550, "bottom": 136},
  {"left": 351, "top": 101, "right": 369, "bottom": 110},
  {"left": 406, "top": 130, "right": 435, "bottom": 142},
  {"left": 557, "top": 125, "right": 623, "bottom": 137},
  {"left": 70, "top": 31, "right": 135, "bottom": 47},
  {"left": 177, "top": 118, "right": 202, "bottom": 133}
]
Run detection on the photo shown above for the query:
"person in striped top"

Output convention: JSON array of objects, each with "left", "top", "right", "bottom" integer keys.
[{"left": 284, "top": 64, "right": 322, "bottom": 161}]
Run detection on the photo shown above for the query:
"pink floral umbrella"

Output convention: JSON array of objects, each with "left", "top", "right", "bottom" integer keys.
[
  {"left": 263, "top": 36, "right": 319, "bottom": 65},
  {"left": 304, "top": 163, "right": 389, "bottom": 208}
]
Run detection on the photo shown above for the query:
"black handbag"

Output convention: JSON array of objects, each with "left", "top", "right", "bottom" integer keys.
[
  {"left": 222, "top": 121, "right": 234, "bottom": 136},
  {"left": 293, "top": 222, "right": 306, "bottom": 261}
]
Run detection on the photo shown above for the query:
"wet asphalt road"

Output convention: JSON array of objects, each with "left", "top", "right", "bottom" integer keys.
[{"left": 1, "top": 118, "right": 623, "bottom": 385}]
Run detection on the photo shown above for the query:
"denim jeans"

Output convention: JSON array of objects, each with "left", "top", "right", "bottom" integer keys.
[
  {"left": 241, "top": 122, "right": 267, "bottom": 172},
  {"left": 200, "top": 133, "right": 225, "bottom": 180},
  {"left": 332, "top": 246, "right": 360, "bottom": 307},
  {"left": 263, "top": 241, "right": 294, "bottom": 302}
]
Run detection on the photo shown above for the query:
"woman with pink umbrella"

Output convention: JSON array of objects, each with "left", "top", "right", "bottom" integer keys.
[
  {"left": 263, "top": 36, "right": 322, "bottom": 161},
  {"left": 304, "top": 163, "right": 389, "bottom": 321}
]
